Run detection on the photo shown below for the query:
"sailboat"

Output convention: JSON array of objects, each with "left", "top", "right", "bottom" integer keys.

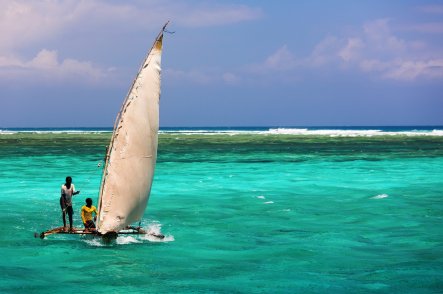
[{"left": 37, "top": 22, "right": 169, "bottom": 240}]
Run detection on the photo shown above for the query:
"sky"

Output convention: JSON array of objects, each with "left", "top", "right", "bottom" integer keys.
[{"left": 0, "top": 0, "right": 442, "bottom": 127}]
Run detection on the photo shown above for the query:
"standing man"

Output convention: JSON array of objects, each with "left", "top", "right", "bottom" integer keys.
[{"left": 60, "top": 176, "right": 80, "bottom": 232}]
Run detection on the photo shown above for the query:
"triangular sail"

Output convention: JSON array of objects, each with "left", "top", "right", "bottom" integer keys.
[{"left": 96, "top": 24, "right": 167, "bottom": 234}]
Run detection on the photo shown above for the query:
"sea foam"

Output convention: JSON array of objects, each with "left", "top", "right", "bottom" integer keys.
[
  {"left": 158, "top": 128, "right": 443, "bottom": 137},
  {"left": 371, "top": 194, "right": 389, "bottom": 199},
  {"left": 116, "top": 235, "right": 142, "bottom": 245},
  {"left": 2, "top": 127, "right": 443, "bottom": 137}
]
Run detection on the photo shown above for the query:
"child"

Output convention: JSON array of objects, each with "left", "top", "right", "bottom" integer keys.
[{"left": 81, "top": 198, "right": 98, "bottom": 232}]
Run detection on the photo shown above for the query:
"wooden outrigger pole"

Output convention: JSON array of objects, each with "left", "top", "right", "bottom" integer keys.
[{"left": 35, "top": 226, "right": 164, "bottom": 241}]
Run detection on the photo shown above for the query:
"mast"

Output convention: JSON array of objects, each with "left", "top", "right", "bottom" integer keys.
[{"left": 96, "top": 22, "right": 168, "bottom": 234}]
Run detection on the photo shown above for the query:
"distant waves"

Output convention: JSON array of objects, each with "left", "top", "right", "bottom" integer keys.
[
  {"left": 1, "top": 127, "right": 443, "bottom": 137},
  {"left": 159, "top": 127, "right": 443, "bottom": 137}
]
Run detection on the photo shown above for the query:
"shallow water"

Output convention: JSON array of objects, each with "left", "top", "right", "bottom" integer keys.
[{"left": 1, "top": 129, "right": 443, "bottom": 293}]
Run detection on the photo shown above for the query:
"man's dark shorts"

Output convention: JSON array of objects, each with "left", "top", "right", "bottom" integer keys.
[{"left": 60, "top": 196, "right": 73, "bottom": 216}]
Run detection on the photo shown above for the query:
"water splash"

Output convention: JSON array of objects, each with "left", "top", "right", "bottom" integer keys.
[
  {"left": 116, "top": 235, "right": 142, "bottom": 245},
  {"left": 371, "top": 193, "right": 389, "bottom": 199},
  {"left": 141, "top": 223, "right": 175, "bottom": 242}
]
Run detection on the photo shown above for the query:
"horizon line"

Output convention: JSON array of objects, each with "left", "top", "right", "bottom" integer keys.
[{"left": 2, "top": 125, "right": 443, "bottom": 129}]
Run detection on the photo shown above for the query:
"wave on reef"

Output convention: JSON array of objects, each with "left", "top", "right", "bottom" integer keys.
[{"left": 2, "top": 126, "right": 443, "bottom": 137}]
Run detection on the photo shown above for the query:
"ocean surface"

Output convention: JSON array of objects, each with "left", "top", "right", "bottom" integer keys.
[{"left": 1, "top": 126, "right": 443, "bottom": 293}]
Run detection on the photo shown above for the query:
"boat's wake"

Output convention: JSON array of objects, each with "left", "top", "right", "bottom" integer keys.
[
  {"left": 140, "top": 223, "right": 175, "bottom": 243},
  {"left": 82, "top": 222, "right": 174, "bottom": 246}
]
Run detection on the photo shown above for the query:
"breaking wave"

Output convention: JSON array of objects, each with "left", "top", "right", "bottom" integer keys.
[
  {"left": 159, "top": 127, "right": 443, "bottom": 137},
  {"left": 2, "top": 127, "right": 443, "bottom": 137},
  {"left": 371, "top": 194, "right": 389, "bottom": 199}
]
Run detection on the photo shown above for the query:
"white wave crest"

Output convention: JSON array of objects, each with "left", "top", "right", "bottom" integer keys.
[
  {"left": 3, "top": 128, "right": 443, "bottom": 137},
  {"left": 0, "top": 130, "right": 16, "bottom": 135},
  {"left": 0, "top": 129, "right": 111, "bottom": 135},
  {"left": 116, "top": 235, "right": 142, "bottom": 245},
  {"left": 161, "top": 128, "right": 443, "bottom": 137},
  {"left": 430, "top": 129, "right": 443, "bottom": 136},
  {"left": 268, "top": 128, "right": 382, "bottom": 137},
  {"left": 267, "top": 128, "right": 310, "bottom": 135},
  {"left": 83, "top": 238, "right": 106, "bottom": 247},
  {"left": 371, "top": 194, "right": 389, "bottom": 199}
]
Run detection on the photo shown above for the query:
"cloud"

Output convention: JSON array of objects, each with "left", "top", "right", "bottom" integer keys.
[
  {"left": 241, "top": 18, "right": 443, "bottom": 83},
  {"left": 0, "top": 0, "right": 262, "bottom": 85},
  {"left": 419, "top": 5, "right": 443, "bottom": 14},
  {"left": 0, "top": 1, "right": 71, "bottom": 52},
  {"left": 0, "top": 49, "right": 106, "bottom": 84},
  {"left": 363, "top": 19, "right": 406, "bottom": 52},
  {"left": 165, "top": 68, "right": 220, "bottom": 85},
  {"left": 298, "top": 19, "right": 443, "bottom": 81},
  {"left": 404, "top": 22, "right": 443, "bottom": 34},
  {"left": 264, "top": 45, "right": 297, "bottom": 70},
  {"left": 174, "top": 3, "right": 263, "bottom": 27},
  {"left": 359, "top": 58, "right": 443, "bottom": 80},
  {"left": 339, "top": 38, "right": 364, "bottom": 62},
  {"left": 167, "top": 16, "right": 443, "bottom": 85},
  {"left": 245, "top": 45, "right": 298, "bottom": 75},
  {"left": 305, "top": 36, "right": 352, "bottom": 67},
  {"left": 383, "top": 59, "right": 443, "bottom": 80},
  {"left": 0, "top": 0, "right": 262, "bottom": 52},
  {"left": 222, "top": 72, "right": 241, "bottom": 85},
  {"left": 165, "top": 45, "right": 297, "bottom": 86},
  {"left": 30, "top": 50, "right": 104, "bottom": 81},
  {"left": 356, "top": 19, "right": 443, "bottom": 80}
]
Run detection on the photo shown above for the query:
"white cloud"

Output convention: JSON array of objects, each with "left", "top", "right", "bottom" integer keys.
[
  {"left": 0, "top": 0, "right": 262, "bottom": 85},
  {"left": 169, "top": 17, "right": 443, "bottom": 85},
  {"left": 0, "top": 49, "right": 106, "bottom": 83},
  {"left": 299, "top": 19, "right": 443, "bottom": 81},
  {"left": 339, "top": 38, "right": 364, "bottom": 62},
  {"left": 382, "top": 59, "right": 443, "bottom": 80},
  {"left": 0, "top": 0, "right": 262, "bottom": 52},
  {"left": 264, "top": 45, "right": 297, "bottom": 70},
  {"left": 0, "top": 1, "right": 70, "bottom": 51},
  {"left": 245, "top": 45, "right": 298, "bottom": 75},
  {"left": 363, "top": 19, "right": 406, "bottom": 52},
  {"left": 307, "top": 36, "right": 343, "bottom": 67}
]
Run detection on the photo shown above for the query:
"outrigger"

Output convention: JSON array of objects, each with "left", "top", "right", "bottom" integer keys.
[
  {"left": 36, "top": 22, "right": 169, "bottom": 241},
  {"left": 35, "top": 226, "right": 164, "bottom": 240}
]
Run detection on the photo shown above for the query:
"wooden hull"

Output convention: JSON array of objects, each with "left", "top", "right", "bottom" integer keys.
[{"left": 35, "top": 226, "right": 164, "bottom": 240}]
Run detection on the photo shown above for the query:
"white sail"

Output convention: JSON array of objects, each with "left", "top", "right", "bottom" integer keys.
[{"left": 96, "top": 26, "right": 165, "bottom": 234}]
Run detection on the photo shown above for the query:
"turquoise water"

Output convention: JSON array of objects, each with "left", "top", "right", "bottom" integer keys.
[{"left": 1, "top": 128, "right": 443, "bottom": 293}]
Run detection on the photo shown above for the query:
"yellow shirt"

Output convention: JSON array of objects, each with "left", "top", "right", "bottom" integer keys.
[{"left": 81, "top": 205, "right": 98, "bottom": 224}]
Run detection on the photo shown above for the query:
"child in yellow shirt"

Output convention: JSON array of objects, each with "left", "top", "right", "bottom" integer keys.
[{"left": 81, "top": 198, "right": 98, "bottom": 232}]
